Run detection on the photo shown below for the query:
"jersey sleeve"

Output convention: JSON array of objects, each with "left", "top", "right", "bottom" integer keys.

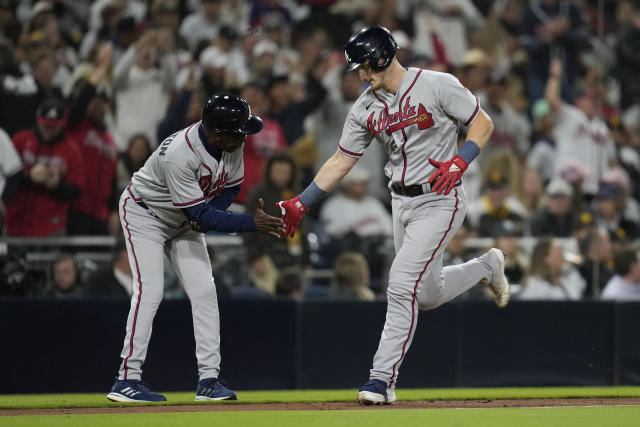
[
  {"left": 337, "top": 108, "right": 373, "bottom": 158},
  {"left": 163, "top": 160, "right": 206, "bottom": 207},
  {"left": 437, "top": 73, "right": 480, "bottom": 126},
  {"left": 0, "top": 129, "right": 22, "bottom": 176},
  {"left": 224, "top": 147, "right": 244, "bottom": 188}
]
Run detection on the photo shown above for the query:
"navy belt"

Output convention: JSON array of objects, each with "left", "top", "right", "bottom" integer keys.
[{"left": 391, "top": 182, "right": 431, "bottom": 197}]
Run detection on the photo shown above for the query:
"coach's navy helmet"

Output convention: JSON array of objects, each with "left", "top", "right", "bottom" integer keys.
[
  {"left": 344, "top": 26, "right": 398, "bottom": 72},
  {"left": 202, "top": 93, "right": 263, "bottom": 135}
]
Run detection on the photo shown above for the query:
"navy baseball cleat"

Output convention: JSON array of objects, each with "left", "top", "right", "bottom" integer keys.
[
  {"left": 357, "top": 379, "right": 396, "bottom": 405},
  {"left": 106, "top": 379, "right": 167, "bottom": 402},
  {"left": 195, "top": 378, "right": 238, "bottom": 401}
]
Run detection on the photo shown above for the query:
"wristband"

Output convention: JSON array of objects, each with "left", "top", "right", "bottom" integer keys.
[
  {"left": 457, "top": 140, "right": 480, "bottom": 164},
  {"left": 299, "top": 181, "right": 327, "bottom": 207}
]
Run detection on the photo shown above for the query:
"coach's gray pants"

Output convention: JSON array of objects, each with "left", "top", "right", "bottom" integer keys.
[
  {"left": 117, "top": 191, "right": 221, "bottom": 381},
  {"left": 370, "top": 187, "right": 494, "bottom": 387}
]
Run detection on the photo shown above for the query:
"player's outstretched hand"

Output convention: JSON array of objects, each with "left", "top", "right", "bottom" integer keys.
[
  {"left": 189, "top": 220, "right": 202, "bottom": 232},
  {"left": 427, "top": 156, "right": 468, "bottom": 195},
  {"left": 276, "top": 195, "right": 308, "bottom": 238},
  {"left": 254, "top": 198, "right": 285, "bottom": 238}
]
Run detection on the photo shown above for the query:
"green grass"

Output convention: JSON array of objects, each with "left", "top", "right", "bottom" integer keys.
[
  {"left": 1, "top": 386, "right": 639, "bottom": 410},
  {"left": 2, "top": 407, "right": 640, "bottom": 427}
]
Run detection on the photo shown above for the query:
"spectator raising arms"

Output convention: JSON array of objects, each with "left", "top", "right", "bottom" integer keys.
[{"left": 66, "top": 44, "right": 119, "bottom": 236}]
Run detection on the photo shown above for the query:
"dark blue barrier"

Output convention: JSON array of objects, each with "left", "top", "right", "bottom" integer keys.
[
  {"left": 618, "top": 302, "right": 640, "bottom": 385},
  {"left": 0, "top": 299, "right": 638, "bottom": 393},
  {"left": 459, "top": 301, "right": 614, "bottom": 386}
]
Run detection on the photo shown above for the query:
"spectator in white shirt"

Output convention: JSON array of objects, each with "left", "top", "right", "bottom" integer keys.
[
  {"left": 601, "top": 247, "right": 640, "bottom": 301},
  {"left": 319, "top": 167, "right": 392, "bottom": 239},
  {"left": 519, "top": 238, "right": 586, "bottom": 300}
]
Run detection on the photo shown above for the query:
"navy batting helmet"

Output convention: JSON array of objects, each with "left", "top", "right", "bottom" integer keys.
[
  {"left": 202, "top": 93, "right": 263, "bottom": 135},
  {"left": 344, "top": 26, "right": 398, "bottom": 72}
]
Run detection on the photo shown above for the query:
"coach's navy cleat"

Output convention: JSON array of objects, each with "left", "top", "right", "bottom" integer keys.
[
  {"left": 195, "top": 378, "right": 238, "bottom": 401},
  {"left": 106, "top": 379, "right": 167, "bottom": 402},
  {"left": 357, "top": 379, "right": 396, "bottom": 405}
]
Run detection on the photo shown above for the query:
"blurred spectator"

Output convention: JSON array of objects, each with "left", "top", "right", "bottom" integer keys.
[
  {"left": 526, "top": 98, "right": 556, "bottom": 184},
  {"left": 530, "top": 178, "right": 582, "bottom": 237},
  {"left": 518, "top": 0, "right": 590, "bottom": 101},
  {"left": 0, "top": 47, "right": 63, "bottom": 135},
  {"left": 236, "top": 82, "right": 287, "bottom": 204},
  {"left": 115, "top": 133, "right": 152, "bottom": 196},
  {"left": 456, "top": 48, "right": 491, "bottom": 94},
  {"left": 546, "top": 58, "right": 616, "bottom": 199},
  {"left": 466, "top": 169, "right": 526, "bottom": 236},
  {"left": 43, "top": 253, "right": 83, "bottom": 298},
  {"left": 578, "top": 227, "right": 614, "bottom": 298},
  {"left": 275, "top": 266, "right": 305, "bottom": 301},
  {"left": 267, "top": 72, "right": 327, "bottom": 147},
  {"left": 319, "top": 167, "right": 392, "bottom": 240},
  {"left": 474, "top": 0, "right": 526, "bottom": 79},
  {"left": 157, "top": 65, "right": 205, "bottom": 142},
  {"left": 515, "top": 167, "right": 543, "bottom": 217},
  {"left": 330, "top": 252, "right": 376, "bottom": 301},
  {"left": 0, "top": 126, "right": 22, "bottom": 229},
  {"left": 593, "top": 181, "right": 639, "bottom": 242},
  {"left": 84, "top": 236, "right": 132, "bottom": 298},
  {"left": 479, "top": 72, "right": 531, "bottom": 159},
  {"left": 492, "top": 220, "right": 527, "bottom": 284},
  {"left": 66, "top": 47, "right": 119, "bottom": 236},
  {"left": 601, "top": 246, "right": 640, "bottom": 300},
  {"left": 614, "top": 3, "right": 640, "bottom": 112},
  {"left": 412, "top": 0, "right": 486, "bottom": 67},
  {"left": 244, "top": 152, "right": 307, "bottom": 293},
  {"left": 5, "top": 98, "right": 84, "bottom": 236},
  {"left": 180, "top": 0, "right": 224, "bottom": 52},
  {"left": 112, "top": 29, "right": 176, "bottom": 150},
  {"left": 519, "top": 238, "right": 586, "bottom": 300}
]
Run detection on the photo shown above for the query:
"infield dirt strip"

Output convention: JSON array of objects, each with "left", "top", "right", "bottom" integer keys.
[{"left": 2, "top": 398, "right": 640, "bottom": 416}]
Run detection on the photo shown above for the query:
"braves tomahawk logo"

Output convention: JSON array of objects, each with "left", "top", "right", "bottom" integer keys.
[{"left": 367, "top": 97, "right": 434, "bottom": 136}]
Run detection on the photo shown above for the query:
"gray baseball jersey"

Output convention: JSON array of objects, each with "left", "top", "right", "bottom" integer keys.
[
  {"left": 132, "top": 122, "right": 244, "bottom": 226},
  {"left": 338, "top": 68, "right": 479, "bottom": 187},
  {"left": 116, "top": 121, "right": 240, "bottom": 382},
  {"left": 338, "top": 68, "right": 497, "bottom": 389}
]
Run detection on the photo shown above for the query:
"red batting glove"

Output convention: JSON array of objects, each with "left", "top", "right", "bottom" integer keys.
[
  {"left": 276, "top": 195, "right": 308, "bottom": 238},
  {"left": 427, "top": 155, "right": 468, "bottom": 195}
]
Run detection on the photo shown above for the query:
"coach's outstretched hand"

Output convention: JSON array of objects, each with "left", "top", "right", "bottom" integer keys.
[
  {"left": 277, "top": 195, "right": 308, "bottom": 238},
  {"left": 255, "top": 198, "right": 285, "bottom": 238},
  {"left": 427, "top": 156, "right": 468, "bottom": 195}
]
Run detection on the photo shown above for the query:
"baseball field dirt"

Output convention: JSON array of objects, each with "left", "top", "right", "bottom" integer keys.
[{"left": 1, "top": 387, "right": 639, "bottom": 426}]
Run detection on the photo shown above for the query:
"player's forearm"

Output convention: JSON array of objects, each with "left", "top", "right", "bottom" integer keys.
[
  {"left": 314, "top": 151, "right": 358, "bottom": 193},
  {"left": 183, "top": 203, "right": 255, "bottom": 233},
  {"left": 465, "top": 109, "right": 494, "bottom": 152}
]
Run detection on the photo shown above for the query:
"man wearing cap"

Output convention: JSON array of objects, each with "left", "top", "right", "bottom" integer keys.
[
  {"left": 530, "top": 178, "right": 581, "bottom": 237},
  {"left": 5, "top": 98, "right": 84, "bottom": 236},
  {"left": 466, "top": 170, "right": 526, "bottom": 236},
  {"left": 526, "top": 98, "right": 556, "bottom": 184}
]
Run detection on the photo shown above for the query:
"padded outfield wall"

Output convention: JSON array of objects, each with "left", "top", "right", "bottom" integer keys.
[{"left": 1, "top": 299, "right": 638, "bottom": 393}]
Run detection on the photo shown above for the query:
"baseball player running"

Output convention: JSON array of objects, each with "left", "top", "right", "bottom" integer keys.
[
  {"left": 278, "top": 27, "right": 510, "bottom": 405},
  {"left": 107, "top": 94, "right": 284, "bottom": 402}
]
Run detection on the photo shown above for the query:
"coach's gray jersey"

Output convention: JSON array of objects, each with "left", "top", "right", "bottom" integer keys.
[
  {"left": 338, "top": 68, "right": 480, "bottom": 187},
  {"left": 131, "top": 122, "right": 244, "bottom": 227}
]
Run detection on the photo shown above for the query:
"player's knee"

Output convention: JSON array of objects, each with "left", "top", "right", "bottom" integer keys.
[{"left": 189, "top": 282, "right": 217, "bottom": 302}]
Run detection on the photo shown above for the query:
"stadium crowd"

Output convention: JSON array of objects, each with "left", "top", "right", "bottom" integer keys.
[{"left": 0, "top": 0, "right": 639, "bottom": 301}]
